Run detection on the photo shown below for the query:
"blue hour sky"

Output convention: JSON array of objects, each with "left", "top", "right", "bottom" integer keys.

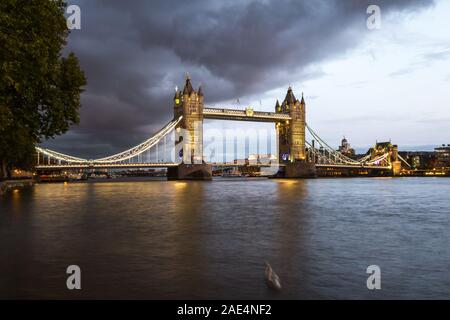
[
  {"left": 44, "top": 0, "right": 450, "bottom": 157},
  {"left": 207, "top": 0, "right": 450, "bottom": 152}
]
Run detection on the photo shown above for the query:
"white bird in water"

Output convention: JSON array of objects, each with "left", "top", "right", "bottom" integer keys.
[{"left": 265, "top": 262, "right": 282, "bottom": 291}]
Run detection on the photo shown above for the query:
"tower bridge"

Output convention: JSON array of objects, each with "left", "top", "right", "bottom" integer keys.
[{"left": 35, "top": 76, "right": 406, "bottom": 179}]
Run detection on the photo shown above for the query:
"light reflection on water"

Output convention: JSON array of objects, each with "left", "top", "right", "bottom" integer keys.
[{"left": 1, "top": 177, "right": 450, "bottom": 299}]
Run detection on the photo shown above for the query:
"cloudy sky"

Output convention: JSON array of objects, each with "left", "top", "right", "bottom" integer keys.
[{"left": 44, "top": 0, "right": 450, "bottom": 157}]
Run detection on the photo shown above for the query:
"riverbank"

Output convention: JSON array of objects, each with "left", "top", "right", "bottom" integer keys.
[{"left": 0, "top": 179, "right": 34, "bottom": 195}]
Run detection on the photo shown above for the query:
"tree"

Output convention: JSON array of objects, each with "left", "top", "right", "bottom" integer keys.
[{"left": 0, "top": 0, "right": 86, "bottom": 179}]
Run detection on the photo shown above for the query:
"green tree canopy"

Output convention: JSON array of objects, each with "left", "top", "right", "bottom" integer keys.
[{"left": 0, "top": 0, "right": 86, "bottom": 178}]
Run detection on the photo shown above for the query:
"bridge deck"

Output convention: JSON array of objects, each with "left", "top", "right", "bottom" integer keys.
[
  {"left": 316, "top": 164, "right": 391, "bottom": 170},
  {"left": 36, "top": 163, "right": 179, "bottom": 170},
  {"left": 203, "top": 107, "right": 291, "bottom": 122},
  {"left": 36, "top": 162, "right": 391, "bottom": 170}
]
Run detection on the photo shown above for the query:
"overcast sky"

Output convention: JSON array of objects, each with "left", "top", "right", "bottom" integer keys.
[{"left": 43, "top": 0, "right": 450, "bottom": 157}]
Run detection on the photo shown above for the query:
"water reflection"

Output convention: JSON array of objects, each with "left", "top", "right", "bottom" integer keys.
[
  {"left": 1, "top": 178, "right": 450, "bottom": 299},
  {"left": 271, "top": 180, "right": 311, "bottom": 296}
]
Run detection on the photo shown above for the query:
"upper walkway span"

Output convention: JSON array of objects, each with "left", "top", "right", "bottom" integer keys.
[{"left": 203, "top": 107, "right": 291, "bottom": 122}]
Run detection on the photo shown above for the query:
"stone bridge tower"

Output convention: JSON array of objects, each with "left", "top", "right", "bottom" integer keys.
[
  {"left": 173, "top": 75, "right": 204, "bottom": 164},
  {"left": 276, "top": 87, "right": 316, "bottom": 178},
  {"left": 276, "top": 87, "right": 306, "bottom": 162},
  {"left": 169, "top": 76, "right": 211, "bottom": 180}
]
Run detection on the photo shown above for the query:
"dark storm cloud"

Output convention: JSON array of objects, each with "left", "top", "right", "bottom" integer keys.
[{"left": 44, "top": 0, "right": 435, "bottom": 157}]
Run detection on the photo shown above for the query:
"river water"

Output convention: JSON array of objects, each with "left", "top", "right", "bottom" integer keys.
[{"left": 1, "top": 177, "right": 449, "bottom": 299}]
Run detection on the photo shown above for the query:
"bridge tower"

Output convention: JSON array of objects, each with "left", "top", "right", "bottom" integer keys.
[
  {"left": 275, "top": 87, "right": 316, "bottom": 178},
  {"left": 173, "top": 75, "right": 204, "bottom": 163},
  {"left": 276, "top": 87, "right": 307, "bottom": 162},
  {"left": 371, "top": 141, "right": 402, "bottom": 176},
  {"left": 168, "top": 76, "right": 212, "bottom": 180}
]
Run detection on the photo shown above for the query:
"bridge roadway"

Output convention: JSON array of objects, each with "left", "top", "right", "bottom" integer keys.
[{"left": 35, "top": 162, "right": 391, "bottom": 170}]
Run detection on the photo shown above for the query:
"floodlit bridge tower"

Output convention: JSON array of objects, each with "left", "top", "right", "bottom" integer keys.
[
  {"left": 173, "top": 75, "right": 204, "bottom": 164},
  {"left": 169, "top": 76, "right": 212, "bottom": 180},
  {"left": 276, "top": 87, "right": 306, "bottom": 162},
  {"left": 275, "top": 87, "right": 316, "bottom": 178}
]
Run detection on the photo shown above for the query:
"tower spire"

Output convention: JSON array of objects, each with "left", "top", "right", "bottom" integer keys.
[{"left": 284, "top": 86, "right": 296, "bottom": 105}]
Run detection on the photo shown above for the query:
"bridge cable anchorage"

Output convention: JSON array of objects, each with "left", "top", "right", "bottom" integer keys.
[{"left": 35, "top": 116, "right": 182, "bottom": 165}]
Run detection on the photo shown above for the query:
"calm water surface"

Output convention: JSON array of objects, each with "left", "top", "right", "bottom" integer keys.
[{"left": 1, "top": 177, "right": 450, "bottom": 299}]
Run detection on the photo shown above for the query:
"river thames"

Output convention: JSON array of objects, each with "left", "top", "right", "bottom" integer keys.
[{"left": 1, "top": 177, "right": 449, "bottom": 299}]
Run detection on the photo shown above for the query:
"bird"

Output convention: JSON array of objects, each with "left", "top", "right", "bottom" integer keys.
[{"left": 264, "top": 262, "right": 282, "bottom": 291}]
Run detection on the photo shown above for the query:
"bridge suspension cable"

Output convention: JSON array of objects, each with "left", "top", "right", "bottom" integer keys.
[
  {"left": 397, "top": 154, "right": 411, "bottom": 168},
  {"left": 36, "top": 147, "right": 90, "bottom": 163},
  {"left": 94, "top": 116, "right": 181, "bottom": 163},
  {"left": 306, "top": 123, "right": 391, "bottom": 167},
  {"left": 36, "top": 116, "right": 182, "bottom": 165},
  {"left": 306, "top": 123, "right": 363, "bottom": 165}
]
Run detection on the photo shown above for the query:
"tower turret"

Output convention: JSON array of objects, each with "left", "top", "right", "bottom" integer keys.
[
  {"left": 173, "top": 89, "right": 182, "bottom": 117},
  {"left": 275, "top": 100, "right": 281, "bottom": 113},
  {"left": 197, "top": 85, "right": 204, "bottom": 105}
]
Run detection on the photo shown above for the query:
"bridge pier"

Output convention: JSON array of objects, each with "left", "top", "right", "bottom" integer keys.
[
  {"left": 167, "top": 163, "right": 212, "bottom": 181},
  {"left": 280, "top": 161, "right": 317, "bottom": 178}
]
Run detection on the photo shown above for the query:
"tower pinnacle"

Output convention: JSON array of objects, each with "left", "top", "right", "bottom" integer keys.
[{"left": 284, "top": 86, "right": 296, "bottom": 105}]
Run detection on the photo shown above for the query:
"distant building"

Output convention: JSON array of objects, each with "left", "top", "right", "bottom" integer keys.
[
  {"left": 399, "top": 151, "right": 435, "bottom": 170},
  {"left": 435, "top": 144, "right": 450, "bottom": 169},
  {"left": 338, "top": 137, "right": 355, "bottom": 157}
]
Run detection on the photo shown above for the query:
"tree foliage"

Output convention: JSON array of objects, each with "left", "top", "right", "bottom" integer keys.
[{"left": 0, "top": 0, "right": 86, "bottom": 178}]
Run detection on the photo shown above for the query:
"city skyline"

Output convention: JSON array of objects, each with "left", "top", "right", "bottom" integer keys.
[{"left": 42, "top": 0, "right": 449, "bottom": 158}]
